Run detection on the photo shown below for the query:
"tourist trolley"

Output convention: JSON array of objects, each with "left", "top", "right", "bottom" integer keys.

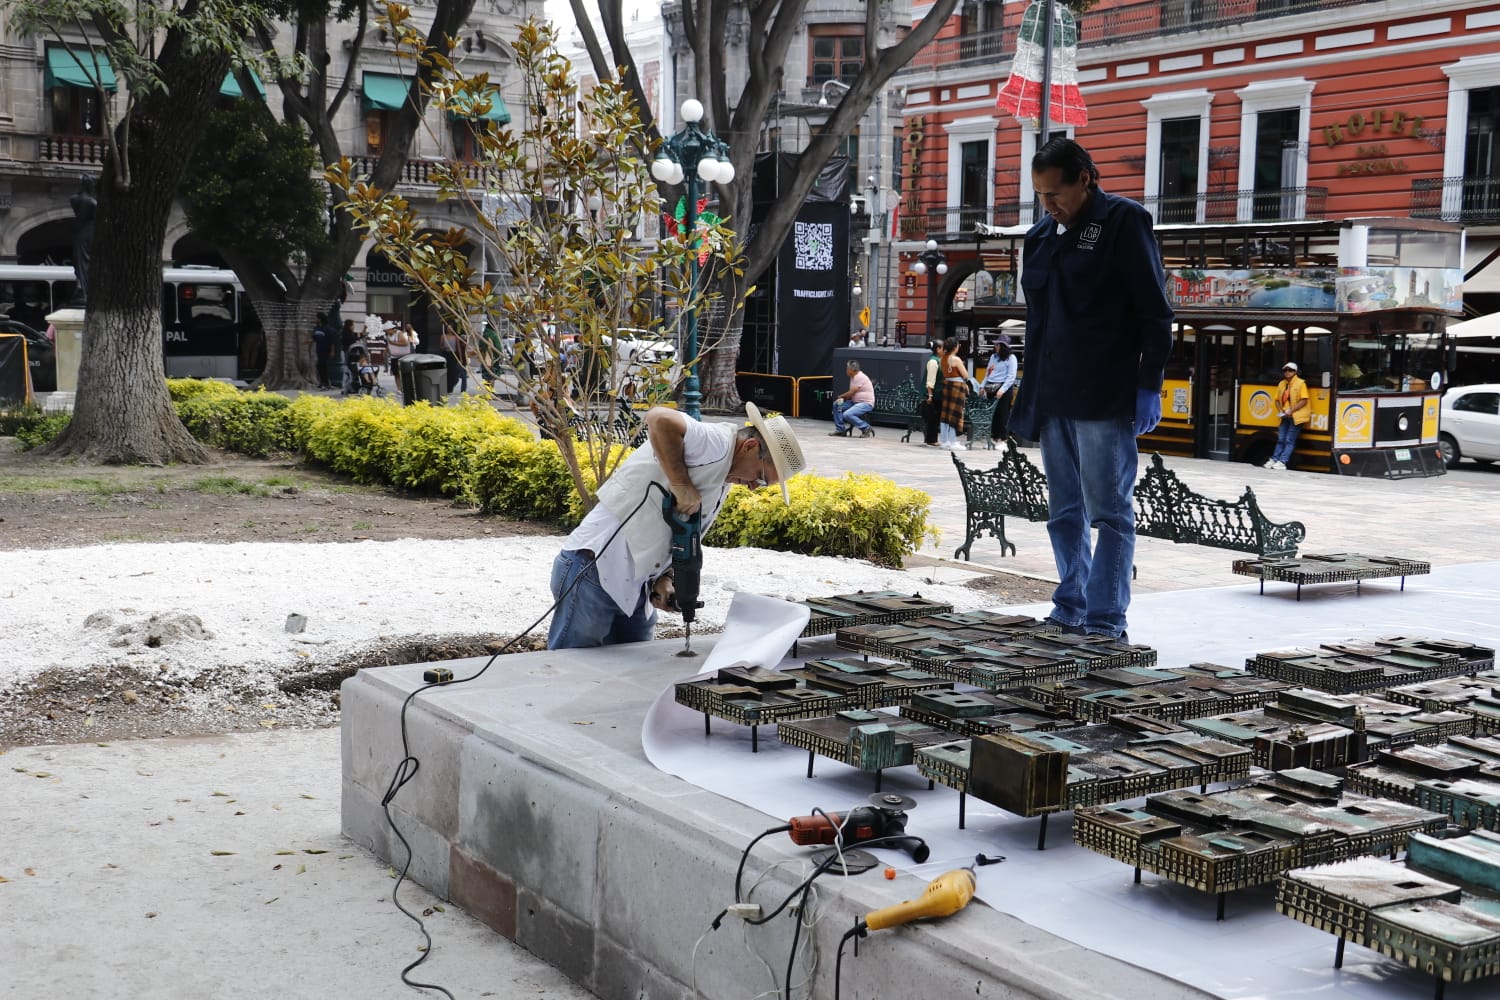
[{"left": 969, "top": 217, "right": 1466, "bottom": 478}]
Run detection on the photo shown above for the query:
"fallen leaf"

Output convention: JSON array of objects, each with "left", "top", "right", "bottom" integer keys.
[
  {"left": 11, "top": 767, "right": 27, "bottom": 773},
  {"left": 209, "top": 850, "right": 235, "bottom": 857},
  {"left": 296, "top": 864, "right": 306, "bottom": 875},
  {"left": 24, "top": 868, "right": 36, "bottom": 876},
  {"left": 84, "top": 716, "right": 95, "bottom": 727},
  {"left": 211, "top": 791, "right": 230, "bottom": 797},
  {"left": 234, "top": 811, "right": 245, "bottom": 816},
  {"left": 338, "top": 855, "right": 353, "bottom": 860},
  {"left": 433, "top": 904, "right": 445, "bottom": 912},
  {"left": 571, "top": 720, "right": 594, "bottom": 726},
  {"left": 273, "top": 864, "right": 283, "bottom": 871},
  {"left": 95, "top": 743, "right": 109, "bottom": 748},
  {"left": 0, "top": 875, "right": 9, "bottom": 883},
  {"left": 303, "top": 849, "right": 327, "bottom": 855},
  {"left": 299, "top": 794, "right": 316, "bottom": 800},
  {"left": 258, "top": 720, "right": 276, "bottom": 728},
  {"left": 275, "top": 850, "right": 296, "bottom": 856},
  {"left": 264, "top": 898, "right": 278, "bottom": 905},
  {"left": 422, "top": 907, "right": 434, "bottom": 916},
  {"left": 31, "top": 772, "right": 52, "bottom": 778},
  {"left": 145, "top": 912, "right": 157, "bottom": 918}
]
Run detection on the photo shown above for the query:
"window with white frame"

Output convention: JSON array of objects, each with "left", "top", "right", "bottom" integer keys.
[
  {"left": 945, "top": 116, "right": 997, "bottom": 231},
  {"left": 1443, "top": 54, "right": 1500, "bottom": 221},
  {"left": 1234, "top": 79, "right": 1314, "bottom": 222},
  {"left": 1143, "top": 89, "right": 1213, "bottom": 224}
]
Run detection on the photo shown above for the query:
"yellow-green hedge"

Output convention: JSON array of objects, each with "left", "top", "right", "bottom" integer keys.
[
  {"left": 705, "top": 472, "right": 934, "bottom": 567},
  {"left": 166, "top": 387, "right": 935, "bottom": 564}
]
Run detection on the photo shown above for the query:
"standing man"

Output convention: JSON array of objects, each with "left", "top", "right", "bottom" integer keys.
[
  {"left": 830, "top": 360, "right": 876, "bottom": 438},
  {"left": 921, "top": 340, "right": 942, "bottom": 447},
  {"left": 1264, "top": 362, "right": 1309, "bottom": 469},
  {"left": 1009, "top": 138, "right": 1174, "bottom": 641},
  {"left": 547, "top": 404, "right": 806, "bottom": 649}
]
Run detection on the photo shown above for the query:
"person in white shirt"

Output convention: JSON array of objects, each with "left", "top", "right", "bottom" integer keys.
[
  {"left": 546, "top": 404, "right": 806, "bottom": 649},
  {"left": 979, "top": 340, "right": 1019, "bottom": 442}
]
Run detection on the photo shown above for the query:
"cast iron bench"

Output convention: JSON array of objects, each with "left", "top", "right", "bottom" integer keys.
[
  {"left": 567, "top": 405, "right": 647, "bottom": 447},
  {"left": 871, "top": 375, "right": 998, "bottom": 448},
  {"left": 952, "top": 443, "right": 1307, "bottom": 562}
]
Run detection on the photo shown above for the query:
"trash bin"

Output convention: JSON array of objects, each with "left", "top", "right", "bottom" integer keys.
[{"left": 397, "top": 353, "right": 448, "bottom": 405}]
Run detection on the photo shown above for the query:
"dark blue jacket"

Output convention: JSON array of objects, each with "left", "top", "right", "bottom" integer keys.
[{"left": 1009, "top": 187, "right": 1174, "bottom": 439}]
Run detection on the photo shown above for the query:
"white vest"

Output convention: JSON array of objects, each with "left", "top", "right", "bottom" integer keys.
[{"left": 596, "top": 423, "right": 739, "bottom": 582}]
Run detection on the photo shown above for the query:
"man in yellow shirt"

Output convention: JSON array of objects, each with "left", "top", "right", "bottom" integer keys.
[{"left": 1264, "top": 362, "right": 1309, "bottom": 470}]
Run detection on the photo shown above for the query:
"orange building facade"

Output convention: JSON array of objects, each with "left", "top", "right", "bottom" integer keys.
[{"left": 887, "top": 0, "right": 1500, "bottom": 347}]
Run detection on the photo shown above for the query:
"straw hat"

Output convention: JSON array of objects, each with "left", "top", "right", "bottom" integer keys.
[{"left": 744, "top": 402, "right": 806, "bottom": 505}]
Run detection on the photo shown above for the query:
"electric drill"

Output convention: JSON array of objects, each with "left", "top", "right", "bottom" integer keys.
[
  {"left": 861, "top": 868, "right": 977, "bottom": 931},
  {"left": 662, "top": 493, "right": 703, "bottom": 657},
  {"left": 786, "top": 794, "right": 930, "bottom": 863}
]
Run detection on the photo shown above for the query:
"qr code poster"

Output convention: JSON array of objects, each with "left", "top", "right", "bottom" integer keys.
[{"left": 794, "top": 221, "right": 834, "bottom": 272}]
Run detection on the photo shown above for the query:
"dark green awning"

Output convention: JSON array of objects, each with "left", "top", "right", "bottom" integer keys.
[
  {"left": 45, "top": 47, "right": 117, "bottom": 92},
  {"left": 362, "top": 73, "right": 410, "bottom": 112},
  {"left": 446, "top": 89, "right": 511, "bottom": 124},
  {"left": 219, "top": 68, "right": 267, "bottom": 99}
]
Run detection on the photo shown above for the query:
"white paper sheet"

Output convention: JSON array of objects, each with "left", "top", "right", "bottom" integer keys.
[{"left": 643, "top": 563, "right": 1500, "bottom": 999}]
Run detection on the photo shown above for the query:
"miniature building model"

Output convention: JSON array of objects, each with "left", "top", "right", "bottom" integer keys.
[
  {"left": 1074, "top": 770, "right": 1447, "bottom": 917},
  {"left": 1277, "top": 830, "right": 1500, "bottom": 993}
]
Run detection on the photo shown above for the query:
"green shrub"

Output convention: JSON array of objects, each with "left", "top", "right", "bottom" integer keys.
[
  {"left": 176, "top": 391, "right": 297, "bottom": 457},
  {"left": 295, "top": 394, "right": 408, "bottom": 483},
  {"left": 0, "top": 405, "right": 46, "bottom": 437},
  {"left": 388, "top": 399, "right": 531, "bottom": 497},
  {"left": 14, "top": 411, "right": 72, "bottom": 451},
  {"left": 469, "top": 434, "right": 576, "bottom": 522},
  {"left": 167, "top": 378, "right": 240, "bottom": 404},
  {"left": 706, "top": 472, "right": 934, "bottom": 567}
]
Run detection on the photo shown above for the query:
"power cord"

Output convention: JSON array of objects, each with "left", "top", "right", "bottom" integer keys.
[{"left": 380, "top": 485, "right": 659, "bottom": 996}]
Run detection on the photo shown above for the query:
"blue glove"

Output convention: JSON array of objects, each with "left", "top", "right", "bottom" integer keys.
[{"left": 1134, "top": 387, "right": 1162, "bottom": 436}]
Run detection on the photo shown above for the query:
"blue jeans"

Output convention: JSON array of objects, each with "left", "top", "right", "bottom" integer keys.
[
  {"left": 833, "top": 400, "right": 873, "bottom": 433},
  {"left": 1038, "top": 416, "right": 1139, "bottom": 638},
  {"left": 546, "top": 550, "right": 655, "bottom": 649},
  {"left": 1271, "top": 417, "right": 1301, "bottom": 464}
]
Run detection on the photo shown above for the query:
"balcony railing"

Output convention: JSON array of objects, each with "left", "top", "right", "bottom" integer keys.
[
  {"left": 1411, "top": 176, "right": 1500, "bottom": 225},
  {"left": 348, "top": 155, "right": 487, "bottom": 187},
  {"left": 37, "top": 134, "right": 109, "bottom": 166},
  {"left": 900, "top": 0, "right": 1379, "bottom": 76},
  {"left": 1142, "top": 187, "right": 1328, "bottom": 224}
]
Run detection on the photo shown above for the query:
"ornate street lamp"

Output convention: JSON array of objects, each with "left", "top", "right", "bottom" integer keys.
[
  {"left": 652, "top": 98, "right": 734, "bottom": 420},
  {"left": 909, "top": 239, "right": 948, "bottom": 344}
]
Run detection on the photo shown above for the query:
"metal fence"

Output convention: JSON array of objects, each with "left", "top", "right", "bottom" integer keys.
[{"left": 1411, "top": 176, "right": 1500, "bottom": 225}]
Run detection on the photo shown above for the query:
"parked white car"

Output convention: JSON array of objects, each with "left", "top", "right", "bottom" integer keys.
[
  {"left": 1439, "top": 383, "right": 1500, "bottom": 468},
  {"left": 603, "top": 328, "right": 682, "bottom": 395}
]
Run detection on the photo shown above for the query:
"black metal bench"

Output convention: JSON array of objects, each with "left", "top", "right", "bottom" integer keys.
[
  {"left": 870, "top": 375, "right": 998, "bottom": 448},
  {"left": 567, "top": 405, "right": 647, "bottom": 447},
  {"left": 952, "top": 443, "right": 1307, "bottom": 562}
]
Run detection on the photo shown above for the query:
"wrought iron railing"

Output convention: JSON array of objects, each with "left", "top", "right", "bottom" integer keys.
[
  {"left": 900, "top": 0, "right": 1379, "bottom": 75},
  {"left": 1142, "top": 187, "right": 1328, "bottom": 224},
  {"left": 1411, "top": 176, "right": 1500, "bottom": 225},
  {"left": 922, "top": 204, "right": 1027, "bottom": 236}
]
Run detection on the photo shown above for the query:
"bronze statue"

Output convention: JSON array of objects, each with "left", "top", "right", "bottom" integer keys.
[{"left": 69, "top": 175, "right": 96, "bottom": 308}]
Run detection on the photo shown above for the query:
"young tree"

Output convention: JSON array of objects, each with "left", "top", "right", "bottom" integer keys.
[
  {"left": 571, "top": 0, "right": 962, "bottom": 411},
  {"left": 333, "top": 14, "right": 738, "bottom": 510},
  {"left": 6, "top": 0, "right": 273, "bottom": 463}
]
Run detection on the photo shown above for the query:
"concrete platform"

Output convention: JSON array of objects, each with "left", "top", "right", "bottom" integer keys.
[
  {"left": 343, "top": 563, "right": 1500, "bottom": 1000},
  {"left": 341, "top": 642, "right": 1215, "bottom": 1000}
]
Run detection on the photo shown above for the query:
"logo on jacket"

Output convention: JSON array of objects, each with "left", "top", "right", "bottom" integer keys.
[{"left": 1079, "top": 222, "right": 1102, "bottom": 249}]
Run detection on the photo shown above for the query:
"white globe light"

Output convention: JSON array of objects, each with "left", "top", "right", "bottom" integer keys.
[
  {"left": 852, "top": 284, "right": 863, "bottom": 297},
  {"left": 681, "top": 98, "right": 704, "bottom": 123},
  {"left": 716, "top": 159, "right": 736, "bottom": 183},
  {"left": 911, "top": 261, "right": 927, "bottom": 275},
  {"left": 668, "top": 161, "right": 685, "bottom": 185},
  {"left": 697, "top": 155, "right": 721, "bottom": 182},
  {"left": 586, "top": 193, "right": 603, "bottom": 213},
  {"left": 925, "top": 239, "right": 938, "bottom": 251},
  {"left": 936, "top": 262, "right": 949, "bottom": 275},
  {"left": 651, "top": 155, "right": 673, "bottom": 182}
]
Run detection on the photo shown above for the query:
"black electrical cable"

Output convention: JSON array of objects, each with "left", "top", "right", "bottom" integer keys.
[
  {"left": 380, "top": 485, "right": 660, "bottom": 997},
  {"left": 833, "top": 923, "right": 864, "bottom": 1000},
  {"left": 734, "top": 824, "right": 793, "bottom": 904},
  {"left": 746, "top": 833, "right": 927, "bottom": 927}
]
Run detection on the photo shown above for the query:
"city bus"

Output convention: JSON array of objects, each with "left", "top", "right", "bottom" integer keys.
[
  {"left": 0, "top": 263, "right": 262, "bottom": 381},
  {"left": 968, "top": 217, "right": 1465, "bottom": 478}
]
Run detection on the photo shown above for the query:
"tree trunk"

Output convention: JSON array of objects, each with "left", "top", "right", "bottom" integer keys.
[{"left": 38, "top": 41, "right": 230, "bottom": 464}]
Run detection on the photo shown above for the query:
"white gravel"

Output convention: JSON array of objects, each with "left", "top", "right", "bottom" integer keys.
[{"left": 1, "top": 537, "right": 996, "bottom": 699}]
